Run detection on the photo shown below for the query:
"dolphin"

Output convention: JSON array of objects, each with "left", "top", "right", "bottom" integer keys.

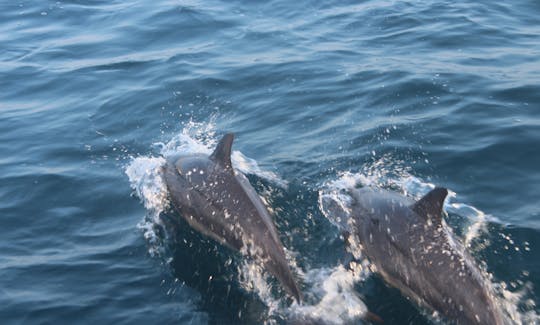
[
  {"left": 339, "top": 186, "right": 505, "bottom": 324},
  {"left": 162, "top": 133, "right": 302, "bottom": 302}
]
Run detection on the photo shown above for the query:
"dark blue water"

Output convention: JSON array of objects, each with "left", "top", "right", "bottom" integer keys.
[{"left": 1, "top": 0, "right": 539, "bottom": 323}]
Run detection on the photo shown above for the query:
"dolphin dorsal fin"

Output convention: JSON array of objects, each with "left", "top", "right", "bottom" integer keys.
[
  {"left": 210, "top": 133, "right": 234, "bottom": 169},
  {"left": 411, "top": 187, "right": 448, "bottom": 221}
]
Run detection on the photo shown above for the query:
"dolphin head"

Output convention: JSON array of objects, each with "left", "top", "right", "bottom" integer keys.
[{"left": 346, "top": 187, "right": 417, "bottom": 251}]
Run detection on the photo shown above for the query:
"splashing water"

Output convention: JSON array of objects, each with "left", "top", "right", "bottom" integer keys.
[
  {"left": 125, "top": 156, "right": 168, "bottom": 214},
  {"left": 232, "top": 151, "right": 288, "bottom": 189},
  {"left": 288, "top": 262, "right": 371, "bottom": 324},
  {"left": 236, "top": 259, "right": 283, "bottom": 317},
  {"left": 125, "top": 156, "right": 168, "bottom": 257}
]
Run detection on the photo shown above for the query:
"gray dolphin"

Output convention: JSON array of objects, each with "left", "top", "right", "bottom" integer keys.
[
  {"left": 341, "top": 186, "right": 505, "bottom": 324},
  {"left": 162, "top": 133, "right": 302, "bottom": 302}
]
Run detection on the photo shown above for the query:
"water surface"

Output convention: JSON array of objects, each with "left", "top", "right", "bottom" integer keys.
[{"left": 1, "top": 0, "right": 539, "bottom": 323}]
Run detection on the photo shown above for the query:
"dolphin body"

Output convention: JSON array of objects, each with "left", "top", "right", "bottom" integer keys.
[
  {"left": 342, "top": 186, "right": 505, "bottom": 324},
  {"left": 162, "top": 133, "right": 302, "bottom": 302}
]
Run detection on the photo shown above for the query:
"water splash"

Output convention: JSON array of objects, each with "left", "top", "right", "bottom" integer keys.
[
  {"left": 288, "top": 262, "right": 371, "bottom": 324},
  {"left": 236, "top": 259, "right": 282, "bottom": 317},
  {"left": 125, "top": 156, "right": 168, "bottom": 214},
  {"left": 232, "top": 151, "right": 288, "bottom": 188},
  {"left": 156, "top": 120, "right": 215, "bottom": 158},
  {"left": 125, "top": 156, "right": 168, "bottom": 257}
]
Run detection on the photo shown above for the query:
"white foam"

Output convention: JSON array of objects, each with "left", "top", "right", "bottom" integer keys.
[
  {"left": 232, "top": 150, "right": 288, "bottom": 188},
  {"left": 289, "top": 263, "right": 370, "bottom": 324},
  {"left": 157, "top": 121, "right": 215, "bottom": 158},
  {"left": 125, "top": 156, "right": 168, "bottom": 214},
  {"left": 236, "top": 260, "right": 372, "bottom": 324},
  {"left": 125, "top": 156, "right": 168, "bottom": 257},
  {"left": 237, "top": 260, "right": 283, "bottom": 316},
  {"left": 493, "top": 280, "right": 538, "bottom": 324}
]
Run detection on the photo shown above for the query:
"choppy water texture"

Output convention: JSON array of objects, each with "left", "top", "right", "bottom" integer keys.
[{"left": 1, "top": 0, "right": 539, "bottom": 324}]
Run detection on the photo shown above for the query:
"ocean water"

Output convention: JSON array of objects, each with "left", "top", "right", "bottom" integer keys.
[{"left": 1, "top": 0, "right": 539, "bottom": 324}]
